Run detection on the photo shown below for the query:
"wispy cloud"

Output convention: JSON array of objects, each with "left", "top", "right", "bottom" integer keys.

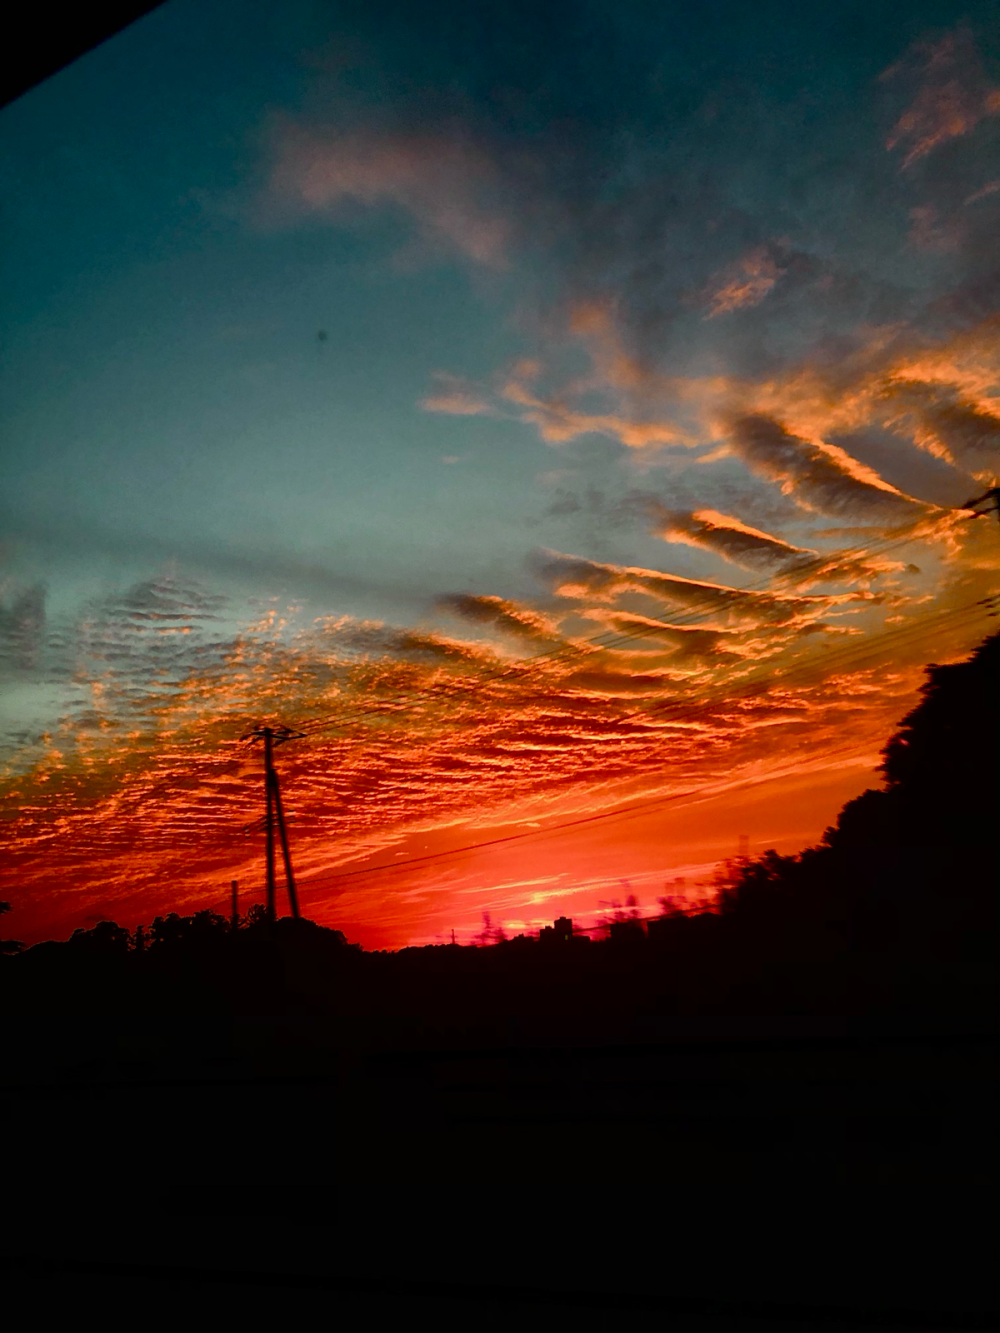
[
  {"left": 577, "top": 609, "right": 746, "bottom": 661},
  {"left": 702, "top": 246, "right": 785, "bottom": 318},
  {"left": 882, "top": 378, "right": 1000, "bottom": 481},
  {"left": 436, "top": 593, "right": 563, "bottom": 645},
  {"left": 640, "top": 505, "right": 905, "bottom": 589},
  {"left": 644, "top": 505, "right": 814, "bottom": 572},
  {"left": 500, "top": 376, "right": 690, "bottom": 448},
  {"left": 530, "top": 549, "right": 864, "bottom": 627},
  {"left": 271, "top": 123, "right": 510, "bottom": 265},
  {"left": 882, "top": 27, "right": 1000, "bottom": 169},
  {"left": 420, "top": 371, "right": 495, "bottom": 416},
  {"left": 726, "top": 414, "right": 927, "bottom": 523},
  {"left": 0, "top": 583, "right": 46, "bottom": 674}
]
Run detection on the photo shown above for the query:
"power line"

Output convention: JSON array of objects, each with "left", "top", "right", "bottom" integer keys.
[
  {"left": 286, "top": 518, "right": 976, "bottom": 742},
  {"left": 159, "top": 521, "right": 991, "bottom": 895},
  {"left": 198, "top": 733, "right": 871, "bottom": 917},
  {"left": 155, "top": 586, "right": 999, "bottom": 881},
  {"left": 287, "top": 738, "right": 872, "bottom": 896},
  {"left": 181, "top": 589, "right": 996, "bottom": 921},
  {"left": 282, "top": 594, "right": 997, "bottom": 896},
  {"left": 634, "top": 594, "right": 999, "bottom": 724}
]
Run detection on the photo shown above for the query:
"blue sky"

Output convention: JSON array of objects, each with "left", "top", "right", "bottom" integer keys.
[{"left": 1, "top": 2, "right": 536, "bottom": 623}]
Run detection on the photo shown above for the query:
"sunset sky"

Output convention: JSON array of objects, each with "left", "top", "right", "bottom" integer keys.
[{"left": 2, "top": 1, "right": 999, "bottom": 946}]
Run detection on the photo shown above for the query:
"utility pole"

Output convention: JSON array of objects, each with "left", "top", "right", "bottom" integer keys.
[
  {"left": 242, "top": 723, "right": 305, "bottom": 921},
  {"left": 230, "top": 879, "right": 239, "bottom": 930},
  {"left": 263, "top": 728, "right": 277, "bottom": 919}
]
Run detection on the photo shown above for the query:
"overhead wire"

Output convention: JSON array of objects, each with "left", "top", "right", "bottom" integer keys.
[
  {"left": 288, "top": 528, "right": 915, "bottom": 731},
  {"left": 633, "top": 593, "right": 999, "bottom": 724},
  {"left": 284, "top": 517, "right": 974, "bottom": 740},
  {"left": 286, "top": 592, "right": 998, "bottom": 797},
  {"left": 177, "top": 562, "right": 996, "bottom": 878},
  {"left": 283, "top": 592, "right": 999, "bottom": 898},
  {"left": 174, "top": 514, "right": 994, "bottom": 906},
  {"left": 197, "top": 726, "right": 890, "bottom": 918},
  {"left": 31, "top": 513, "right": 994, "bottom": 931},
  {"left": 287, "top": 735, "right": 893, "bottom": 898}
]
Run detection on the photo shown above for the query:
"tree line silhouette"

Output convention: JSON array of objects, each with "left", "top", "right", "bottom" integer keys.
[{"left": 3, "top": 631, "right": 997, "bottom": 1029}]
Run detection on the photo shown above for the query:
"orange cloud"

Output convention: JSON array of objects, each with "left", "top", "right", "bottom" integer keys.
[
  {"left": 703, "top": 246, "right": 784, "bottom": 317},
  {"left": 437, "top": 594, "right": 564, "bottom": 645},
  {"left": 500, "top": 376, "right": 690, "bottom": 447},
  {"left": 532, "top": 549, "right": 866, "bottom": 626},
  {"left": 578, "top": 609, "right": 747, "bottom": 660},
  {"left": 882, "top": 28, "right": 1000, "bottom": 169},
  {"left": 726, "top": 414, "right": 928, "bottom": 522},
  {"left": 460, "top": 305, "right": 998, "bottom": 531},
  {"left": 420, "top": 371, "right": 495, "bottom": 416},
  {"left": 648, "top": 505, "right": 815, "bottom": 571},
  {"left": 880, "top": 377, "right": 1000, "bottom": 482},
  {"left": 272, "top": 123, "right": 509, "bottom": 265}
]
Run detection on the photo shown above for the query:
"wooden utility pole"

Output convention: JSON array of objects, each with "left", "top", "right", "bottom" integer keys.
[
  {"left": 230, "top": 879, "right": 239, "bottom": 929},
  {"left": 263, "top": 728, "right": 277, "bottom": 919},
  {"left": 269, "top": 760, "right": 300, "bottom": 919},
  {"left": 242, "top": 722, "right": 305, "bottom": 921}
]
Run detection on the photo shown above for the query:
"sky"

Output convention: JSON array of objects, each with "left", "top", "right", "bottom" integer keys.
[{"left": 1, "top": 0, "right": 999, "bottom": 947}]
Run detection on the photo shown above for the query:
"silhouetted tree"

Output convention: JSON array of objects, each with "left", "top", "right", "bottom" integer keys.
[
  {"left": 68, "top": 920, "right": 131, "bottom": 953},
  {"left": 716, "top": 631, "right": 1000, "bottom": 995},
  {"left": 600, "top": 894, "right": 645, "bottom": 943},
  {"left": 473, "top": 912, "right": 507, "bottom": 946},
  {"left": 142, "top": 910, "right": 228, "bottom": 953},
  {"left": 657, "top": 877, "right": 688, "bottom": 917},
  {"left": 241, "top": 903, "right": 273, "bottom": 931},
  {"left": 0, "top": 900, "right": 24, "bottom": 955}
]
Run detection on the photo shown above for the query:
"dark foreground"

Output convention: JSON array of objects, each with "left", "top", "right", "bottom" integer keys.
[{"left": 2, "top": 997, "right": 996, "bottom": 1332}]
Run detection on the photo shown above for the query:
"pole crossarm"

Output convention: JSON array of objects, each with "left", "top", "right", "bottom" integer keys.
[{"left": 240, "top": 723, "right": 306, "bottom": 745}]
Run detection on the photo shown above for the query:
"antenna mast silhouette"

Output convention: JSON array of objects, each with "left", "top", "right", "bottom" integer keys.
[{"left": 242, "top": 723, "right": 304, "bottom": 920}]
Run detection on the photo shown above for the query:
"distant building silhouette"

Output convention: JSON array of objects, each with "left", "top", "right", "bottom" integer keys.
[{"left": 539, "top": 915, "right": 575, "bottom": 943}]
